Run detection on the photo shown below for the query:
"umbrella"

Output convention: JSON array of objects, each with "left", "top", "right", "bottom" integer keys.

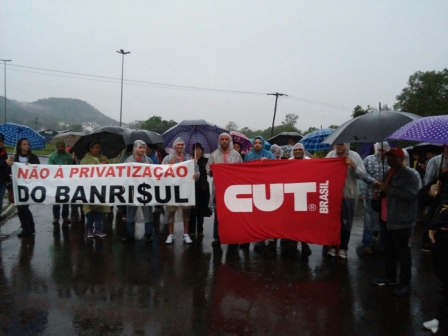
[
  {"left": 299, "top": 128, "right": 334, "bottom": 152},
  {"left": 322, "top": 111, "right": 421, "bottom": 145},
  {"left": 92, "top": 125, "right": 129, "bottom": 134},
  {"left": 162, "top": 119, "right": 228, "bottom": 154},
  {"left": 122, "top": 129, "right": 165, "bottom": 148},
  {"left": 230, "top": 131, "right": 252, "bottom": 154},
  {"left": 71, "top": 131, "right": 126, "bottom": 160},
  {"left": 0, "top": 122, "right": 46, "bottom": 149},
  {"left": 387, "top": 115, "right": 448, "bottom": 144},
  {"left": 267, "top": 132, "right": 303, "bottom": 146},
  {"left": 49, "top": 131, "right": 85, "bottom": 147}
]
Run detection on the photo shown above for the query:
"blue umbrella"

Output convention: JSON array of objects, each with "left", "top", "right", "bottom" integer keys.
[
  {"left": 299, "top": 128, "right": 334, "bottom": 152},
  {"left": 162, "top": 119, "right": 228, "bottom": 154},
  {"left": 0, "top": 122, "right": 46, "bottom": 149},
  {"left": 387, "top": 115, "right": 448, "bottom": 144}
]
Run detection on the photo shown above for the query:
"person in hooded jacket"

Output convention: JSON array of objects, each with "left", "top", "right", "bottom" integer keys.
[
  {"left": 206, "top": 133, "right": 242, "bottom": 247},
  {"left": 162, "top": 137, "right": 199, "bottom": 244},
  {"left": 326, "top": 143, "right": 371, "bottom": 259},
  {"left": 269, "top": 144, "right": 284, "bottom": 160},
  {"left": 244, "top": 136, "right": 276, "bottom": 162},
  {"left": 122, "top": 140, "right": 155, "bottom": 243}
]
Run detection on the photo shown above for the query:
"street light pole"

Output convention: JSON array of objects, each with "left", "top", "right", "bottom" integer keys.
[
  {"left": 0, "top": 59, "right": 11, "bottom": 123},
  {"left": 267, "top": 93, "right": 287, "bottom": 137},
  {"left": 116, "top": 49, "right": 130, "bottom": 127}
]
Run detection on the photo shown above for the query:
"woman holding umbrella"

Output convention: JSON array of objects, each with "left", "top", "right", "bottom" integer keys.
[
  {"left": 189, "top": 143, "right": 212, "bottom": 237},
  {"left": 80, "top": 141, "right": 110, "bottom": 238},
  {"left": 6, "top": 138, "right": 40, "bottom": 238}
]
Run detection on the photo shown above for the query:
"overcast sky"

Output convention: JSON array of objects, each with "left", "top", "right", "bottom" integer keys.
[{"left": 1, "top": 1, "right": 447, "bottom": 132}]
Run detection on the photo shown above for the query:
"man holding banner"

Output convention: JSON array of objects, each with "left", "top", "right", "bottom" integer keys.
[
  {"left": 206, "top": 133, "right": 242, "bottom": 248},
  {"left": 162, "top": 137, "right": 199, "bottom": 244},
  {"left": 48, "top": 140, "right": 73, "bottom": 225},
  {"left": 122, "top": 140, "right": 155, "bottom": 243},
  {"left": 326, "top": 143, "right": 372, "bottom": 259}
]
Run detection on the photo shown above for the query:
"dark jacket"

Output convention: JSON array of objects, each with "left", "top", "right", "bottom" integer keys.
[
  {"left": 0, "top": 147, "right": 10, "bottom": 183},
  {"left": 385, "top": 165, "right": 419, "bottom": 230},
  {"left": 427, "top": 171, "right": 448, "bottom": 230},
  {"left": 14, "top": 153, "right": 40, "bottom": 164}
]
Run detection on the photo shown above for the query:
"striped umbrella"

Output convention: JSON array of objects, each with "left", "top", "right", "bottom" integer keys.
[{"left": 0, "top": 122, "right": 46, "bottom": 149}]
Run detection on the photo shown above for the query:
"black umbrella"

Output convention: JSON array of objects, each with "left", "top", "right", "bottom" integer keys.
[
  {"left": 267, "top": 132, "right": 303, "bottom": 146},
  {"left": 322, "top": 111, "right": 421, "bottom": 145},
  {"left": 122, "top": 129, "right": 165, "bottom": 149},
  {"left": 71, "top": 131, "right": 126, "bottom": 160},
  {"left": 92, "top": 126, "right": 129, "bottom": 134}
]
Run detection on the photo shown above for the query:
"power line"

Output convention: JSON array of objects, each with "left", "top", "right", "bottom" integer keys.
[{"left": 2, "top": 63, "right": 353, "bottom": 110}]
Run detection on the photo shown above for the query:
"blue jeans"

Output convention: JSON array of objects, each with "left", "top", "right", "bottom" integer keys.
[
  {"left": 126, "top": 205, "right": 153, "bottom": 236},
  {"left": 0, "top": 182, "right": 5, "bottom": 215},
  {"left": 85, "top": 211, "right": 103, "bottom": 230},
  {"left": 53, "top": 204, "right": 69, "bottom": 219},
  {"left": 362, "top": 200, "right": 380, "bottom": 247}
]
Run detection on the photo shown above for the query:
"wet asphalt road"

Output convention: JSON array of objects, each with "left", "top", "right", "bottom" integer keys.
[
  {"left": 0, "top": 158, "right": 440, "bottom": 335},
  {"left": 0, "top": 205, "right": 440, "bottom": 335}
]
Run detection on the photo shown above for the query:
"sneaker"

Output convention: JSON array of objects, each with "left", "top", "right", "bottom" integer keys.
[
  {"left": 338, "top": 249, "right": 347, "bottom": 259},
  {"left": 183, "top": 234, "right": 193, "bottom": 244},
  {"left": 165, "top": 234, "right": 174, "bottom": 244},
  {"left": 94, "top": 230, "right": 107, "bottom": 238},
  {"left": 63, "top": 218, "right": 71, "bottom": 225},
  {"left": 392, "top": 284, "right": 410, "bottom": 297},
  {"left": 87, "top": 229, "right": 94, "bottom": 238},
  {"left": 364, "top": 247, "right": 374, "bottom": 255},
  {"left": 372, "top": 277, "right": 398, "bottom": 286},
  {"left": 423, "top": 319, "right": 439, "bottom": 334},
  {"left": 18, "top": 229, "right": 33, "bottom": 238},
  {"left": 121, "top": 235, "right": 135, "bottom": 243},
  {"left": 144, "top": 234, "right": 153, "bottom": 243},
  {"left": 327, "top": 247, "right": 337, "bottom": 257},
  {"left": 211, "top": 239, "right": 221, "bottom": 247},
  {"left": 52, "top": 218, "right": 59, "bottom": 225}
]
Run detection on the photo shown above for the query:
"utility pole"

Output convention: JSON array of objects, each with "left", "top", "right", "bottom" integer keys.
[
  {"left": 0, "top": 59, "right": 11, "bottom": 123},
  {"left": 35, "top": 118, "right": 38, "bottom": 131},
  {"left": 116, "top": 49, "right": 130, "bottom": 127},
  {"left": 267, "top": 93, "right": 287, "bottom": 137}
]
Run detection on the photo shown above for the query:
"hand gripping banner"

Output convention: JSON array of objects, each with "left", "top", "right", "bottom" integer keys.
[
  {"left": 11, "top": 161, "right": 196, "bottom": 206},
  {"left": 211, "top": 158, "right": 347, "bottom": 245}
]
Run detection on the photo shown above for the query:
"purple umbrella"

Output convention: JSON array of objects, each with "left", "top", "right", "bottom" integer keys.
[
  {"left": 230, "top": 131, "right": 252, "bottom": 154},
  {"left": 387, "top": 115, "right": 448, "bottom": 144}
]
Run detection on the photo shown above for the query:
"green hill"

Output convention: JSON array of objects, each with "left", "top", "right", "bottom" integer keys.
[{"left": 0, "top": 97, "right": 118, "bottom": 130}]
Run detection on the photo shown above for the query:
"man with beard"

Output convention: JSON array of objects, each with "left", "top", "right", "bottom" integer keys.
[
  {"left": 206, "top": 133, "right": 242, "bottom": 247},
  {"left": 244, "top": 136, "right": 275, "bottom": 162},
  {"left": 279, "top": 143, "right": 312, "bottom": 256}
]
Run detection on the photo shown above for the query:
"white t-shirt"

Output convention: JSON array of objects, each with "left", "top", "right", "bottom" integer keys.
[{"left": 18, "top": 155, "right": 28, "bottom": 163}]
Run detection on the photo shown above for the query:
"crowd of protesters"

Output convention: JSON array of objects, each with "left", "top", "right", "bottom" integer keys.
[{"left": 0, "top": 131, "right": 447, "bottom": 334}]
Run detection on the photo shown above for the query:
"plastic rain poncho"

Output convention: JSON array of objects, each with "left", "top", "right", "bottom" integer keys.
[
  {"left": 288, "top": 143, "right": 310, "bottom": 160},
  {"left": 162, "top": 137, "right": 199, "bottom": 179},
  {"left": 244, "top": 136, "right": 276, "bottom": 162},
  {"left": 124, "top": 140, "right": 153, "bottom": 164}
]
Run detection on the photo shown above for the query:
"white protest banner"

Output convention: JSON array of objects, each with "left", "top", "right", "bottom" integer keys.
[{"left": 11, "top": 161, "right": 196, "bottom": 206}]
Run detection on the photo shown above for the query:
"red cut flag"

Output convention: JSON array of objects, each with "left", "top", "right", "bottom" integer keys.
[{"left": 211, "top": 158, "right": 347, "bottom": 245}]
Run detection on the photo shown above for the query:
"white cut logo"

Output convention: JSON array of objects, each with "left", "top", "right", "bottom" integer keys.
[{"left": 224, "top": 183, "right": 318, "bottom": 212}]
